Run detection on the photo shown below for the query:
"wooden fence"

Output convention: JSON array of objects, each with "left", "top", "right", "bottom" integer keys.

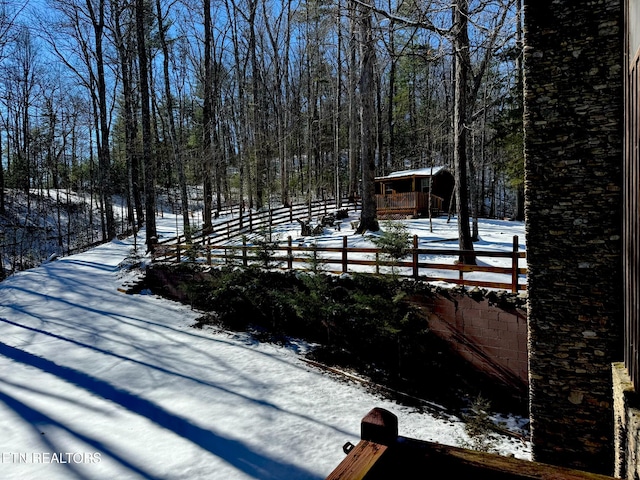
[
  {"left": 160, "top": 198, "right": 354, "bottom": 247},
  {"left": 156, "top": 234, "right": 527, "bottom": 293}
]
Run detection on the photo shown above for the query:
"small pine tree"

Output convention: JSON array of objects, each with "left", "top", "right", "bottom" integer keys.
[
  {"left": 303, "top": 240, "right": 326, "bottom": 273},
  {"left": 371, "top": 221, "right": 412, "bottom": 275},
  {"left": 460, "top": 395, "right": 499, "bottom": 453},
  {"left": 253, "top": 227, "right": 281, "bottom": 269}
]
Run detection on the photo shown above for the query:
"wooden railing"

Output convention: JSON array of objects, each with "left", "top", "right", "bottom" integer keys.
[
  {"left": 155, "top": 234, "right": 527, "bottom": 293},
  {"left": 376, "top": 192, "right": 443, "bottom": 215},
  {"left": 326, "top": 408, "right": 615, "bottom": 480}
]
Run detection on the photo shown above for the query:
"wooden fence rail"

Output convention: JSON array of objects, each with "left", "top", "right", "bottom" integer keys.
[
  {"left": 159, "top": 197, "right": 354, "bottom": 247},
  {"left": 156, "top": 234, "right": 527, "bottom": 293}
]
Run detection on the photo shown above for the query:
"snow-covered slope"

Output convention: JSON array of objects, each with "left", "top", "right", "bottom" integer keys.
[{"left": 0, "top": 214, "right": 529, "bottom": 479}]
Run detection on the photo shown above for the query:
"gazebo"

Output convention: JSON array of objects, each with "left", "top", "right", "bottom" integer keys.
[{"left": 375, "top": 166, "right": 454, "bottom": 219}]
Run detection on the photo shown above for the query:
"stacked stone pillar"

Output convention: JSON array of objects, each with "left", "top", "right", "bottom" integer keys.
[{"left": 523, "top": 0, "right": 624, "bottom": 475}]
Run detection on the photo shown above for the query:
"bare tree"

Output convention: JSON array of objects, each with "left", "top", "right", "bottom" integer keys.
[
  {"left": 263, "top": 0, "right": 293, "bottom": 207},
  {"left": 347, "top": 0, "right": 359, "bottom": 202},
  {"left": 0, "top": 0, "right": 24, "bottom": 215},
  {"left": 135, "top": 0, "right": 157, "bottom": 250},
  {"left": 85, "top": 0, "right": 116, "bottom": 239},
  {"left": 200, "top": 0, "right": 214, "bottom": 231},
  {"left": 355, "top": 1, "right": 378, "bottom": 233},
  {"left": 41, "top": 0, "right": 118, "bottom": 240},
  {"left": 155, "top": 0, "right": 190, "bottom": 239},
  {"left": 247, "top": 0, "right": 267, "bottom": 210},
  {"left": 452, "top": 0, "right": 474, "bottom": 263},
  {"left": 112, "top": 0, "right": 144, "bottom": 231}
]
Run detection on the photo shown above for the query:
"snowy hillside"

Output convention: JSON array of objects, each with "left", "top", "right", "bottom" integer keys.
[{"left": 0, "top": 214, "right": 529, "bottom": 479}]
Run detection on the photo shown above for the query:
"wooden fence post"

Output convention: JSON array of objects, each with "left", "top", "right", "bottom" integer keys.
[
  {"left": 412, "top": 235, "right": 419, "bottom": 279},
  {"left": 249, "top": 210, "right": 253, "bottom": 233},
  {"left": 176, "top": 244, "right": 181, "bottom": 263},
  {"left": 207, "top": 237, "right": 212, "bottom": 265},
  {"left": 342, "top": 236, "right": 348, "bottom": 273},
  {"left": 512, "top": 235, "right": 519, "bottom": 293},
  {"left": 242, "top": 237, "right": 248, "bottom": 267},
  {"left": 289, "top": 204, "right": 293, "bottom": 223},
  {"left": 287, "top": 236, "right": 293, "bottom": 270}
]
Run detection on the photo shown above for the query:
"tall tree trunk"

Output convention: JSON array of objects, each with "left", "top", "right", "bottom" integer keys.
[
  {"left": 356, "top": 3, "right": 378, "bottom": 234},
  {"left": 262, "top": 0, "right": 291, "bottom": 207},
  {"left": 334, "top": 0, "right": 342, "bottom": 207},
  {"left": 113, "top": 0, "right": 143, "bottom": 231},
  {"left": 86, "top": 0, "right": 116, "bottom": 239},
  {"left": 202, "top": 0, "right": 214, "bottom": 232},
  {"left": 226, "top": 0, "right": 248, "bottom": 215},
  {"left": 136, "top": 0, "right": 157, "bottom": 251},
  {"left": 155, "top": 0, "right": 190, "bottom": 239},
  {"left": 347, "top": 0, "right": 359, "bottom": 202},
  {"left": 248, "top": 0, "right": 266, "bottom": 210},
  {"left": 0, "top": 128, "right": 4, "bottom": 215},
  {"left": 453, "top": 0, "right": 475, "bottom": 264},
  {"left": 386, "top": 19, "right": 396, "bottom": 175},
  {"left": 515, "top": 0, "right": 525, "bottom": 221}
]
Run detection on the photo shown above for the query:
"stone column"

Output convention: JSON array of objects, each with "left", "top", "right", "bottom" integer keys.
[{"left": 523, "top": 0, "right": 624, "bottom": 475}]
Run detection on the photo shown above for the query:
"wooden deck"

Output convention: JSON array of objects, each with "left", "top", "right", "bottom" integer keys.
[{"left": 326, "top": 408, "right": 616, "bottom": 480}]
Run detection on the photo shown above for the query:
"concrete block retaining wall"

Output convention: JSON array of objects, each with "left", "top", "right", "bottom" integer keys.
[{"left": 411, "top": 289, "right": 528, "bottom": 395}]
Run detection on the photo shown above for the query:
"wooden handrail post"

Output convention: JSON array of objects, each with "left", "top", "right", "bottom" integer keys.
[
  {"left": 412, "top": 235, "right": 419, "bottom": 279},
  {"left": 342, "top": 236, "right": 348, "bottom": 273},
  {"left": 287, "top": 236, "right": 293, "bottom": 270},
  {"left": 512, "top": 235, "right": 519, "bottom": 293},
  {"left": 361, "top": 407, "right": 398, "bottom": 445}
]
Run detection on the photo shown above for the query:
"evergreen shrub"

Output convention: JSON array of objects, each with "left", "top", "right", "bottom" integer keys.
[{"left": 189, "top": 268, "right": 433, "bottom": 384}]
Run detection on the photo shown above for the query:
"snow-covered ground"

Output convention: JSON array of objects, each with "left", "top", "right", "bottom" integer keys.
[
  {"left": 0, "top": 213, "right": 529, "bottom": 480},
  {"left": 213, "top": 211, "right": 527, "bottom": 291}
]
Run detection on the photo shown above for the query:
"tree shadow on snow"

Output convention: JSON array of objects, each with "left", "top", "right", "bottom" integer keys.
[
  {"left": 0, "top": 317, "right": 352, "bottom": 440},
  {"left": 0, "top": 341, "right": 323, "bottom": 480},
  {"left": 0, "top": 388, "right": 162, "bottom": 480}
]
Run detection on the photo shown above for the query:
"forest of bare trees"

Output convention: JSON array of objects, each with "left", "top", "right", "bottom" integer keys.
[{"left": 0, "top": 0, "right": 523, "bottom": 275}]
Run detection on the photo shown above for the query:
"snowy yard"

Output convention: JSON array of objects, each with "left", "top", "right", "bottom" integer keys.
[
  {"left": 204, "top": 211, "right": 527, "bottom": 291},
  {"left": 0, "top": 214, "right": 529, "bottom": 479}
]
